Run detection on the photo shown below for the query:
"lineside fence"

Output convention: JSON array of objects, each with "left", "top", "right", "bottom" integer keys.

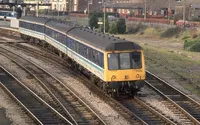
[
  {"left": 126, "top": 17, "right": 176, "bottom": 28},
  {"left": 56, "top": 13, "right": 200, "bottom": 28}
]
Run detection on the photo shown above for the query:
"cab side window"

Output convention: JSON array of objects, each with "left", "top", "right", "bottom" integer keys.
[{"left": 108, "top": 53, "right": 119, "bottom": 70}]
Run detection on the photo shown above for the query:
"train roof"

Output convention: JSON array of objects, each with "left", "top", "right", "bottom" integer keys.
[
  {"left": 20, "top": 16, "right": 142, "bottom": 51},
  {"left": 47, "top": 21, "right": 142, "bottom": 51},
  {"left": 67, "top": 27, "right": 142, "bottom": 51},
  {"left": 46, "top": 20, "right": 74, "bottom": 33},
  {"left": 20, "top": 16, "right": 49, "bottom": 25}
]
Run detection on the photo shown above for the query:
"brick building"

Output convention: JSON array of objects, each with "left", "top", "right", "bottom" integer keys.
[
  {"left": 104, "top": 0, "right": 200, "bottom": 19},
  {"left": 75, "top": 0, "right": 101, "bottom": 12}
]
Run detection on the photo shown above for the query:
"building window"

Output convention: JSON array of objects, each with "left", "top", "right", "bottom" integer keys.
[
  {"left": 60, "top": 4, "right": 62, "bottom": 11},
  {"left": 74, "top": 5, "right": 77, "bottom": 11},
  {"left": 54, "top": 4, "right": 56, "bottom": 10},
  {"left": 122, "top": 9, "right": 124, "bottom": 14},
  {"left": 74, "top": 0, "right": 77, "bottom": 4},
  {"left": 118, "top": 9, "right": 121, "bottom": 13}
]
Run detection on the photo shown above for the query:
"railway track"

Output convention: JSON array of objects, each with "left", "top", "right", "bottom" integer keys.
[
  {"left": 2, "top": 43, "right": 147, "bottom": 124},
  {"left": 0, "top": 66, "right": 72, "bottom": 125},
  {"left": 0, "top": 46, "right": 106, "bottom": 125},
  {"left": 5, "top": 41, "right": 200, "bottom": 125},
  {"left": 5, "top": 42, "right": 187, "bottom": 125},
  {"left": 1, "top": 27, "right": 200, "bottom": 125},
  {"left": 2, "top": 35, "right": 200, "bottom": 125},
  {"left": 3, "top": 42, "right": 187, "bottom": 125},
  {"left": 145, "top": 71, "right": 200, "bottom": 125},
  {"left": 118, "top": 97, "right": 176, "bottom": 125}
]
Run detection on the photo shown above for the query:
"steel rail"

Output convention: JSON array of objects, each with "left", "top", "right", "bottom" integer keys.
[
  {"left": 0, "top": 66, "right": 72, "bottom": 125},
  {"left": 118, "top": 97, "right": 176, "bottom": 125},
  {"left": 145, "top": 70, "right": 200, "bottom": 125},
  {"left": 0, "top": 46, "right": 107, "bottom": 125},
  {"left": 5, "top": 43, "right": 147, "bottom": 124}
]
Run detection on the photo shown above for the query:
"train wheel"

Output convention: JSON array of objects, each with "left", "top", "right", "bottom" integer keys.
[
  {"left": 111, "top": 89, "right": 119, "bottom": 98},
  {"left": 103, "top": 82, "right": 109, "bottom": 93},
  {"left": 90, "top": 75, "right": 97, "bottom": 85},
  {"left": 96, "top": 81, "right": 102, "bottom": 88}
]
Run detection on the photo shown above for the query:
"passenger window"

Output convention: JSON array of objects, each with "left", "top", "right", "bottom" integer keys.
[
  {"left": 84, "top": 46, "right": 87, "bottom": 57},
  {"left": 88, "top": 48, "right": 92, "bottom": 61},
  {"left": 76, "top": 42, "right": 79, "bottom": 53},
  {"left": 86, "top": 47, "right": 89, "bottom": 58}
]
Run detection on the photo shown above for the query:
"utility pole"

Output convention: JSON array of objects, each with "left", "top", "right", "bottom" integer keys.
[
  {"left": 88, "top": 0, "right": 92, "bottom": 16},
  {"left": 168, "top": 0, "right": 171, "bottom": 22},
  {"left": 103, "top": 0, "right": 105, "bottom": 33},
  {"left": 68, "top": 0, "right": 71, "bottom": 15},
  {"left": 88, "top": 0, "right": 90, "bottom": 16},
  {"left": 183, "top": 0, "right": 185, "bottom": 27},
  {"left": 144, "top": 0, "right": 146, "bottom": 20},
  {"left": 58, "top": 0, "right": 60, "bottom": 17},
  {"left": 36, "top": 0, "right": 38, "bottom": 17}
]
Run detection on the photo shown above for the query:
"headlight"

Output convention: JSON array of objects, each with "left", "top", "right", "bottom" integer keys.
[{"left": 136, "top": 74, "right": 140, "bottom": 78}]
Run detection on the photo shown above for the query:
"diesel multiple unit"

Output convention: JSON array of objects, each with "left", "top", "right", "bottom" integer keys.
[{"left": 19, "top": 16, "right": 146, "bottom": 97}]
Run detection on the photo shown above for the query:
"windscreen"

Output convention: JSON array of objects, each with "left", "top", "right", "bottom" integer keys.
[{"left": 108, "top": 52, "right": 142, "bottom": 70}]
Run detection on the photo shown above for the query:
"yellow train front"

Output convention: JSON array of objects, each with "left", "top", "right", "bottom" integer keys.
[{"left": 102, "top": 42, "right": 145, "bottom": 96}]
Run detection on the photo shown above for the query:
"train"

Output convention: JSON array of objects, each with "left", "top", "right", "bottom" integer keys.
[
  {"left": 19, "top": 16, "right": 146, "bottom": 97},
  {"left": 0, "top": 10, "right": 17, "bottom": 20}
]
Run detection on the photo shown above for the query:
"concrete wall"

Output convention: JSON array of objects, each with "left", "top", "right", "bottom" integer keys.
[{"left": 10, "top": 19, "right": 19, "bottom": 28}]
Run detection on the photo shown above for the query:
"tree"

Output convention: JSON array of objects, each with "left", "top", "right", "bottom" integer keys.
[
  {"left": 16, "top": 7, "right": 23, "bottom": 19},
  {"left": 172, "top": 13, "right": 182, "bottom": 25},
  {"left": 117, "top": 18, "right": 126, "bottom": 34},
  {"left": 100, "top": 13, "right": 109, "bottom": 32},
  {"left": 89, "top": 11, "right": 99, "bottom": 29},
  {"left": 109, "top": 22, "right": 117, "bottom": 34}
]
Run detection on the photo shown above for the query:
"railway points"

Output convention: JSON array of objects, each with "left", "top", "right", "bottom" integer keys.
[
  {"left": 0, "top": 45, "right": 107, "bottom": 125},
  {"left": 2, "top": 42, "right": 183, "bottom": 125},
  {"left": 0, "top": 66, "right": 72, "bottom": 124},
  {"left": 2, "top": 42, "right": 141, "bottom": 125}
]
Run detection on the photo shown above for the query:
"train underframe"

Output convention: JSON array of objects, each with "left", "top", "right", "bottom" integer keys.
[
  {"left": 104, "top": 81, "right": 144, "bottom": 97},
  {"left": 70, "top": 58, "right": 144, "bottom": 97},
  {"left": 21, "top": 34, "right": 144, "bottom": 97}
]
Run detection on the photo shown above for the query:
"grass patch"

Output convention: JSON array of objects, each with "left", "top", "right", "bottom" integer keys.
[
  {"left": 126, "top": 23, "right": 147, "bottom": 34},
  {"left": 144, "top": 28, "right": 161, "bottom": 35},
  {"left": 143, "top": 46, "right": 200, "bottom": 96},
  {"left": 160, "top": 27, "right": 182, "bottom": 38},
  {"left": 184, "top": 39, "right": 200, "bottom": 52}
]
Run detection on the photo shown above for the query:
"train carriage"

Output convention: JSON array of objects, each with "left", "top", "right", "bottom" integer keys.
[
  {"left": 45, "top": 20, "right": 105, "bottom": 81},
  {"left": 19, "top": 16, "right": 146, "bottom": 96},
  {"left": 19, "top": 16, "right": 49, "bottom": 40}
]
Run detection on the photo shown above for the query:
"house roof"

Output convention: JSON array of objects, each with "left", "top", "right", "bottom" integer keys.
[
  {"left": 105, "top": 0, "right": 200, "bottom": 10},
  {"left": 191, "top": 4, "right": 200, "bottom": 8},
  {"left": 106, "top": 2, "right": 143, "bottom": 9}
]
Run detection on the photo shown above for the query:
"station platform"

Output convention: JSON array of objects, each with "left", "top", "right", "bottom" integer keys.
[
  {"left": 0, "top": 21, "right": 23, "bottom": 43},
  {"left": 0, "top": 21, "right": 18, "bottom": 32}
]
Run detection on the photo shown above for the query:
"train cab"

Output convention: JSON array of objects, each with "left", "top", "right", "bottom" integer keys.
[{"left": 103, "top": 42, "right": 146, "bottom": 96}]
